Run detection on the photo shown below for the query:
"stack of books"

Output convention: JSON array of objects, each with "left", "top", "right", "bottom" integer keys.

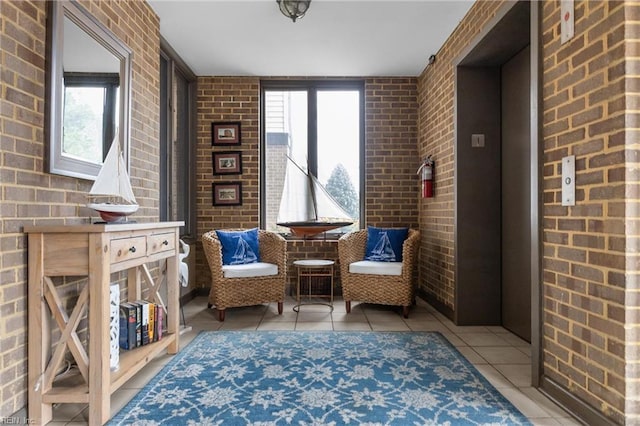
[{"left": 118, "top": 301, "right": 165, "bottom": 350}]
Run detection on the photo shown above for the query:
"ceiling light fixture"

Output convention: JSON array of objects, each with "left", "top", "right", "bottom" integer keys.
[{"left": 277, "top": 0, "right": 311, "bottom": 23}]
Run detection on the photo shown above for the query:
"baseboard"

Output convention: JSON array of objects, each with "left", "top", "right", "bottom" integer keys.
[
  {"left": 195, "top": 287, "right": 209, "bottom": 297},
  {"left": 417, "top": 288, "right": 455, "bottom": 321},
  {"left": 180, "top": 287, "right": 207, "bottom": 305},
  {"left": 539, "top": 376, "right": 614, "bottom": 426}
]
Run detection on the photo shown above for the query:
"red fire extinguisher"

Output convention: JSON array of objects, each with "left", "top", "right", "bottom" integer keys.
[{"left": 417, "top": 156, "right": 434, "bottom": 198}]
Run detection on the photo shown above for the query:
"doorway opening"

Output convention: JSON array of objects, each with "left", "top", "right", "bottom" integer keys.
[{"left": 453, "top": 0, "right": 539, "bottom": 380}]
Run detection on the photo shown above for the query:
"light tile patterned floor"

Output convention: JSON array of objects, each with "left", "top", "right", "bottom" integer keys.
[{"left": 44, "top": 296, "right": 583, "bottom": 425}]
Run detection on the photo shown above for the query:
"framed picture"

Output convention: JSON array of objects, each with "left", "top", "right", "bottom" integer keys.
[
  {"left": 213, "top": 151, "right": 242, "bottom": 175},
  {"left": 212, "top": 182, "right": 242, "bottom": 206},
  {"left": 212, "top": 122, "right": 241, "bottom": 146}
]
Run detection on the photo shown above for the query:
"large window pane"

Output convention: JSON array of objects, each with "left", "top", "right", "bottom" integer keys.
[
  {"left": 317, "top": 91, "right": 360, "bottom": 228},
  {"left": 264, "top": 90, "right": 308, "bottom": 233},
  {"left": 262, "top": 82, "right": 362, "bottom": 235}
]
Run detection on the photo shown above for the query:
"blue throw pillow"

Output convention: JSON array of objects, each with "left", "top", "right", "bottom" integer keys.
[
  {"left": 216, "top": 228, "right": 261, "bottom": 265},
  {"left": 364, "top": 226, "right": 409, "bottom": 262}
]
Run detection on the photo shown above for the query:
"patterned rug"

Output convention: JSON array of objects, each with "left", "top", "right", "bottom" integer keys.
[{"left": 108, "top": 331, "right": 531, "bottom": 425}]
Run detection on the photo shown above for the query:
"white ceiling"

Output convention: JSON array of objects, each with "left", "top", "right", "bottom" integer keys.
[{"left": 147, "top": 0, "right": 475, "bottom": 77}]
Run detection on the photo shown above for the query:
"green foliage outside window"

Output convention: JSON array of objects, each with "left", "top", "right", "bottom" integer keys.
[{"left": 326, "top": 163, "right": 359, "bottom": 219}]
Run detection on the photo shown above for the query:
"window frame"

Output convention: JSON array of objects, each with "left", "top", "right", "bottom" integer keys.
[
  {"left": 159, "top": 39, "right": 197, "bottom": 239},
  {"left": 259, "top": 79, "right": 365, "bottom": 235}
]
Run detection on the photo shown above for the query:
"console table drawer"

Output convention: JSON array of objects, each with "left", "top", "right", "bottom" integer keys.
[
  {"left": 110, "top": 236, "right": 146, "bottom": 263},
  {"left": 147, "top": 232, "right": 176, "bottom": 256}
]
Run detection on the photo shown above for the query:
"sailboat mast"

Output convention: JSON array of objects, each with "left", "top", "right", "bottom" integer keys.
[{"left": 307, "top": 171, "right": 318, "bottom": 220}]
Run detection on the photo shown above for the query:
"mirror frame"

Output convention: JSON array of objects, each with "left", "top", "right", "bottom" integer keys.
[{"left": 47, "top": 0, "right": 132, "bottom": 180}]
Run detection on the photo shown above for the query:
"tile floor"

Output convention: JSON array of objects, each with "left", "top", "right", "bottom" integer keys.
[{"left": 42, "top": 296, "right": 583, "bottom": 425}]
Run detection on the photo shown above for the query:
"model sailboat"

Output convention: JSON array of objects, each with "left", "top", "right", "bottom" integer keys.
[
  {"left": 276, "top": 156, "right": 353, "bottom": 237},
  {"left": 86, "top": 137, "right": 138, "bottom": 222}
]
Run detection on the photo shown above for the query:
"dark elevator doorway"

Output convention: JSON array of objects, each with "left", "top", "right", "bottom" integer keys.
[{"left": 454, "top": 0, "right": 532, "bottom": 343}]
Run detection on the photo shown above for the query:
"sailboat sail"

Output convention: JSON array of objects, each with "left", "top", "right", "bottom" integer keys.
[
  {"left": 89, "top": 139, "right": 136, "bottom": 203},
  {"left": 87, "top": 136, "right": 138, "bottom": 222},
  {"left": 276, "top": 157, "right": 316, "bottom": 225},
  {"left": 277, "top": 156, "right": 353, "bottom": 236}
]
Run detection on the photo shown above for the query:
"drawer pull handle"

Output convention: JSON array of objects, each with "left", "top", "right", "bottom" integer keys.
[
  {"left": 162, "top": 240, "right": 169, "bottom": 246},
  {"left": 129, "top": 246, "right": 137, "bottom": 253}
]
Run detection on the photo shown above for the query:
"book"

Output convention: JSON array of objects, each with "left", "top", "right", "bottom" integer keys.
[
  {"left": 130, "top": 301, "right": 143, "bottom": 347},
  {"left": 153, "top": 303, "right": 158, "bottom": 342},
  {"left": 138, "top": 300, "right": 150, "bottom": 345},
  {"left": 127, "top": 302, "right": 138, "bottom": 349},
  {"left": 118, "top": 304, "right": 129, "bottom": 350},
  {"left": 148, "top": 301, "right": 155, "bottom": 342},
  {"left": 118, "top": 303, "right": 137, "bottom": 350}
]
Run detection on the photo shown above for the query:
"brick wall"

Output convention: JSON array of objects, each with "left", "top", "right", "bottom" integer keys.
[
  {"left": 195, "top": 77, "right": 419, "bottom": 290},
  {"left": 364, "top": 78, "right": 420, "bottom": 229},
  {"left": 418, "top": 0, "right": 636, "bottom": 423},
  {"left": 196, "top": 77, "right": 261, "bottom": 235},
  {"left": 0, "top": 0, "right": 160, "bottom": 416},
  {"left": 624, "top": 3, "right": 640, "bottom": 421},
  {"left": 541, "top": 1, "right": 633, "bottom": 423},
  {"left": 416, "top": 0, "right": 505, "bottom": 310},
  {"left": 195, "top": 77, "right": 261, "bottom": 288}
]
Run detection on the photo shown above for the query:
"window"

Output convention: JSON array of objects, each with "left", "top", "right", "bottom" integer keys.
[
  {"left": 261, "top": 81, "right": 364, "bottom": 235},
  {"left": 159, "top": 44, "right": 197, "bottom": 238}
]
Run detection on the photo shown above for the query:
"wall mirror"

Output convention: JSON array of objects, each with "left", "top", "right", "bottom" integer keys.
[{"left": 47, "top": 0, "right": 132, "bottom": 180}]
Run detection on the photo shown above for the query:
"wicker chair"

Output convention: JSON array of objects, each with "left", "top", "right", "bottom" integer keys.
[
  {"left": 202, "top": 230, "right": 287, "bottom": 321},
  {"left": 338, "top": 228, "right": 420, "bottom": 318}
]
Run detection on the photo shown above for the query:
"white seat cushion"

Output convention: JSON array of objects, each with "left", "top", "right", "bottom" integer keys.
[
  {"left": 222, "top": 262, "right": 278, "bottom": 278},
  {"left": 349, "top": 260, "right": 402, "bottom": 276}
]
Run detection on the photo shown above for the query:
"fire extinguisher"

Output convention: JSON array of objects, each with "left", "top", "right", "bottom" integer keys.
[{"left": 417, "top": 155, "right": 434, "bottom": 198}]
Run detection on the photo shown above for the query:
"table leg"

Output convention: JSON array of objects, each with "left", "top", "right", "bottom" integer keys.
[
  {"left": 166, "top": 229, "right": 180, "bottom": 353},
  {"left": 87, "top": 233, "right": 111, "bottom": 425},
  {"left": 28, "top": 233, "right": 52, "bottom": 425}
]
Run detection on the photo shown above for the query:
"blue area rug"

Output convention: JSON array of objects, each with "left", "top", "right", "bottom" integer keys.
[{"left": 108, "top": 331, "right": 531, "bottom": 425}]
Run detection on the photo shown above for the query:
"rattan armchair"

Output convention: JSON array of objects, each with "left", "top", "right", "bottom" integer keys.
[
  {"left": 338, "top": 228, "right": 420, "bottom": 318},
  {"left": 202, "top": 230, "right": 287, "bottom": 321}
]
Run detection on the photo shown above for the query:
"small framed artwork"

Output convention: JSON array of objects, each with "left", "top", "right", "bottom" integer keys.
[
  {"left": 213, "top": 151, "right": 242, "bottom": 175},
  {"left": 212, "top": 122, "right": 241, "bottom": 146},
  {"left": 212, "top": 182, "right": 242, "bottom": 206}
]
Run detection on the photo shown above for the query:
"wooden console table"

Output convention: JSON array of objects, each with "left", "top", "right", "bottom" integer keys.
[{"left": 25, "top": 222, "right": 184, "bottom": 425}]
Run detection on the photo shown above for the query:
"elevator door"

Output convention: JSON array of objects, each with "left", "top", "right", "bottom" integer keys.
[{"left": 501, "top": 45, "right": 531, "bottom": 342}]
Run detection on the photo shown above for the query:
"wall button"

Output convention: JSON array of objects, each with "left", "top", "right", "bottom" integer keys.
[
  {"left": 471, "top": 134, "right": 485, "bottom": 148},
  {"left": 561, "top": 155, "right": 575, "bottom": 206}
]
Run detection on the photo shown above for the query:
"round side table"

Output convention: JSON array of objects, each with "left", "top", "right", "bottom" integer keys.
[{"left": 293, "top": 259, "right": 335, "bottom": 312}]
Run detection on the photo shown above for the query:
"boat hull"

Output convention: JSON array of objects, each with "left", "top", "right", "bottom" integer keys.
[
  {"left": 277, "top": 221, "right": 352, "bottom": 238},
  {"left": 87, "top": 203, "right": 138, "bottom": 223}
]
